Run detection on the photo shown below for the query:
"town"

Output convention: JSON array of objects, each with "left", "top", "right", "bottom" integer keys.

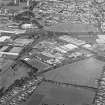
[{"left": 0, "top": 0, "right": 105, "bottom": 105}]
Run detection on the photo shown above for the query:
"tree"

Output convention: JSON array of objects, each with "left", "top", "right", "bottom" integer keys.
[{"left": 0, "top": 87, "right": 4, "bottom": 97}]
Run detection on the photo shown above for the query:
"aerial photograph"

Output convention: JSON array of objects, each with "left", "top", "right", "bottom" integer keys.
[{"left": 0, "top": 0, "right": 105, "bottom": 105}]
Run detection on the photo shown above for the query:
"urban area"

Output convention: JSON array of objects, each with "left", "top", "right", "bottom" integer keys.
[{"left": 0, "top": 0, "right": 105, "bottom": 105}]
